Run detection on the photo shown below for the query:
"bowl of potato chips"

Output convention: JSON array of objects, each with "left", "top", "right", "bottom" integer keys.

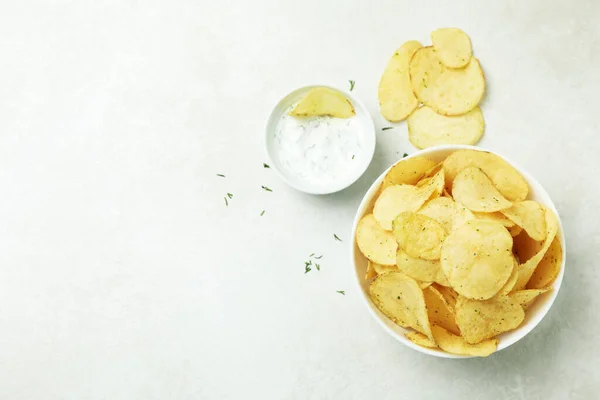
[{"left": 351, "top": 145, "right": 565, "bottom": 358}]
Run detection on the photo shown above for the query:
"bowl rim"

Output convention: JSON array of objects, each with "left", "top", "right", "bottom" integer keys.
[
  {"left": 350, "top": 144, "right": 566, "bottom": 359},
  {"left": 264, "top": 84, "right": 376, "bottom": 195}
]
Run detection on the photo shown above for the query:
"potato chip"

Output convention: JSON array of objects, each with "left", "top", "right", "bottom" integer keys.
[
  {"left": 408, "top": 106, "right": 484, "bottom": 149},
  {"left": 452, "top": 167, "right": 513, "bottom": 212},
  {"left": 356, "top": 214, "right": 398, "bottom": 265},
  {"left": 365, "top": 261, "right": 378, "bottom": 280},
  {"left": 289, "top": 87, "right": 355, "bottom": 118},
  {"left": 424, "top": 286, "right": 461, "bottom": 335},
  {"left": 501, "top": 201, "right": 546, "bottom": 242},
  {"left": 456, "top": 295, "right": 525, "bottom": 344},
  {"left": 393, "top": 212, "right": 447, "bottom": 260},
  {"left": 370, "top": 260, "right": 398, "bottom": 276},
  {"left": 369, "top": 272, "right": 434, "bottom": 339},
  {"left": 378, "top": 41, "right": 422, "bottom": 121},
  {"left": 380, "top": 156, "right": 437, "bottom": 192},
  {"left": 441, "top": 220, "right": 514, "bottom": 300},
  {"left": 396, "top": 248, "right": 443, "bottom": 283},
  {"left": 527, "top": 236, "right": 563, "bottom": 289},
  {"left": 434, "top": 284, "right": 459, "bottom": 310},
  {"left": 416, "top": 168, "right": 445, "bottom": 200},
  {"left": 514, "top": 208, "right": 559, "bottom": 290},
  {"left": 418, "top": 197, "right": 475, "bottom": 233},
  {"left": 430, "top": 28, "right": 473, "bottom": 69},
  {"left": 405, "top": 331, "right": 437, "bottom": 348},
  {"left": 508, "top": 225, "right": 523, "bottom": 237},
  {"left": 409, "top": 47, "right": 485, "bottom": 116},
  {"left": 512, "top": 229, "right": 542, "bottom": 264},
  {"left": 373, "top": 185, "right": 425, "bottom": 231},
  {"left": 498, "top": 259, "right": 518, "bottom": 296},
  {"left": 509, "top": 288, "right": 551, "bottom": 310},
  {"left": 431, "top": 325, "right": 498, "bottom": 357},
  {"left": 473, "top": 211, "right": 515, "bottom": 227},
  {"left": 443, "top": 150, "right": 528, "bottom": 201}
]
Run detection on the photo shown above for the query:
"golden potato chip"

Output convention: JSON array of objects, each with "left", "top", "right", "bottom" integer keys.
[
  {"left": 527, "top": 236, "right": 563, "bottom": 289},
  {"left": 424, "top": 286, "right": 461, "bottom": 335},
  {"left": 369, "top": 272, "right": 434, "bottom": 339},
  {"left": 498, "top": 259, "right": 518, "bottom": 296},
  {"left": 473, "top": 211, "right": 515, "bottom": 228},
  {"left": 512, "top": 229, "right": 542, "bottom": 264},
  {"left": 408, "top": 106, "right": 484, "bottom": 149},
  {"left": 441, "top": 220, "right": 514, "bottom": 300},
  {"left": 452, "top": 167, "right": 513, "bottom": 212},
  {"left": 509, "top": 288, "right": 551, "bottom": 310},
  {"left": 418, "top": 197, "right": 475, "bottom": 233},
  {"left": 416, "top": 168, "right": 445, "bottom": 200},
  {"left": 431, "top": 325, "right": 498, "bottom": 357},
  {"left": 356, "top": 214, "right": 397, "bottom": 265},
  {"left": 419, "top": 281, "right": 433, "bottom": 289},
  {"left": 434, "top": 284, "right": 459, "bottom": 310},
  {"left": 373, "top": 185, "right": 424, "bottom": 231},
  {"left": 378, "top": 41, "right": 422, "bottom": 121},
  {"left": 381, "top": 156, "right": 437, "bottom": 192},
  {"left": 405, "top": 331, "right": 437, "bottom": 348},
  {"left": 289, "top": 87, "right": 355, "bottom": 118},
  {"left": 501, "top": 200, "right": 547, "bottom": 241},
  {"left": 393, "top": 212, "right": 447, "bottom": 260},
  {"left": 371, "top": 261, "right": 398, "bottom": 275},
  {"left": 508, "top": 225, "right": 523, "bottom": 237},
  {"left": 443, "top": 150, "right": 528, "bottom": 201},
  {"left": 430, "top": 28, "right": 473, "bottom": 69},
  {"left": 409, "top": 47, "right": 485, "bottom": 116},
  {"left": 515, "top": 208, "right": 559, "bottom": 290},
  {"left": 365, "top": 261, "right": 378, "bottom": 280},
  {"left": 456, "top": 295, "right": 525, "bottom": 344},
  {"left": 396, "top": 248, "right": 443, "bottom": 283}
]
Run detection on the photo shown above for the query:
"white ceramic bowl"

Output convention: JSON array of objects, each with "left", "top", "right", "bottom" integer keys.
[
  {"left": 350, "top": 145, "right": 566, "bottom": 358},
  {"left": 265, "top": 85, "right": 376, "bottom": 195}
]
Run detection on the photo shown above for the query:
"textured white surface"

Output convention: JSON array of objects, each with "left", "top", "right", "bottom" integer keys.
[{"left": 0, "top": 1, "right": 598, "bottom": 399}]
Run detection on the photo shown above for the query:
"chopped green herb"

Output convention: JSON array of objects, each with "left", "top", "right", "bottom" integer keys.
[
  {"left": 315, "top": 263, "right": 320, "bottom": 271},
  {"left": 260, "top": 210, "right": 265, "bottom": 216},
  {"left": 263, "top": 163, "right": 270, "bottom": 168},
  {"left": 227, "top": 193, "right": 233, "bottom": 199},
  {"left": 352, "top": 154, "right": 355, "bottom": 160},
  {"left": 224, "top": 197, "right": 228, "bottom": 206},
  {"left": 382, "top": 127, "right": 394, "bottom": 131},
  {"left": 337, "top": 290, "right": 345, "bottom": 295},
  {"left": 305, "top": 265, "right": 312, "bottom": 274},
  {"left": 309, "top": 253, "right": 315, "bottom": 257},
  {"left": 334, "top": 234, "right": 342, "bottom": 242},
  {"left": 216, "top": 174, "right": 226, "bottom": 178},
  {"left": 261, "top": 186, "right": 272, "bottom": 192},
  {"left": 349, "top": 80, "right": 355, "bottom": 91},
  {"left": 403, "top": 153, "right": 408, "bottom": 158},
  {"left": 314, "top": 255, "right": 323, "bottom": 259}
]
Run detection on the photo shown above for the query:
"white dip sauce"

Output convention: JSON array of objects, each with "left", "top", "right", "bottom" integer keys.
[{"left": 274, "top": 107, "right": 368, "bottom": 187}]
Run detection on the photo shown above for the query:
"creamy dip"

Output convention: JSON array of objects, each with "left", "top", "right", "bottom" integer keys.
[{"left": 274, "top": 107, "right": 368, "bottom": 188}]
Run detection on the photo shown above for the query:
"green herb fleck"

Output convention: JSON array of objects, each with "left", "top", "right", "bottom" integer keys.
[
  {"left": 309, "top": 253, "right": 315, "bottom": 257},
  {"left": 261, "top": 186, "right": 272, "bottom": 192},
  {"left": 305, "top": 265, "right": 312, "bottom": 274},
  {"left": 260, "top": 210, "right": 265, "bottom": 216},
  {"left": 224, "top": 197, "right": 228, "bottom": 206},
  {"left": 382, "top": 127, "right": 394, "bottom": 131},
  {"left": 352, "top": 154, "right": 355, "bottom": 160},
  {"left": 314, "top": 255, "right": 323, "bottom": 259},
  {"left": 315, "top": 263, "right": 320, "bottom": 271},
  {"left": 216, "top": 174, "right": 226, "bottom": 178},
  {"left": 334, "top": 234, "right": 342, "bottom": 242},
  {"left": 227, "top": 193, "right": 233, "bottom": 199},
  {"left": 263, "top": 163, "right": 270, "bottom": 168},
  {"left": 403, "top": 153, "right": 408, "bottom": 158},
  {"left": 337, "top": 290, "right": 345, "bottom": 295},
  {"left": 349, "top": 80, "right": 355, "bottom": 91}
]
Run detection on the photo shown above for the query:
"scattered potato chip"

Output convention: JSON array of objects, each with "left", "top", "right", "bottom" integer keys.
[
  {"left": 289, "top": 87, "right": 355, "bottom": 118},
  {"left": 424, "top": 286, "right": 461, "bottom": 335},
  {"left": 418, "top": 196, "right": 475, "bottom": 233},
  {"left": 408, "top": 106, "right": 484, "bottom": 149},
  {"left": 430, "top": 28, "right": 473, "bottom": 69},
  {"left": 441, "top": 220, "right": 514, "bottom": 300},
  {"left": 405, "top": 331, "right": 437, "bottom": 348},
  {"left": 501, "top": 201, "right": 547, "bottom": 242},
  {"left": 431, "top": 325, "right": 498, "bottom": 357},
  {"left": 527, "top": 236, "right": 563, "bottom": 289},
  {"left": 434, "top": 284, "right": 459, "bottom": 310},
  {"left": 443, "top": 150, "right": 529, "bottom": 201},
  {"left": 396, "top": 248, "right": 443, "bottom": 283},
  {"left": 473, "top": 211, "right": 515, "bottom": 228},
  {"left": 378, "top": 41, "right": 423, "bottom": 121},
  {"left": 509, "top": 288, "right": 551, "bottom": 310},
  {"left": 452, "top": 167, "right": 513, "bottom": 212},
  {"left": 356, "top": 214, "right": 398, "bottom": 265},
  {"left": 515, "top": 208, "right": 559, "bottom": 290},
  {"left": 369, "top": 272, "right": 434, "bottom": 339},
  {"left": 508, "top": 225, "right": 523, "bottom": 237},
  {"left": 381, "top": 156, "right": 437, "bottom": 192},
  {"left": 456, "top": 295, "right": 525, "bottom": 344},
  {"left": 365, "top": 261, "right": 378, "bottom": 280},
  {"left": 393, "top": 212, "right": 447, "bottom": 260},
  {"left": 409, "top": 47, "right": 485, "bottom": 116}
]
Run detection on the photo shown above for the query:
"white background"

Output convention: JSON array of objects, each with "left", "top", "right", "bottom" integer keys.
[{"left": 0, "top": 1, "right": 599, "bottom": 399}]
